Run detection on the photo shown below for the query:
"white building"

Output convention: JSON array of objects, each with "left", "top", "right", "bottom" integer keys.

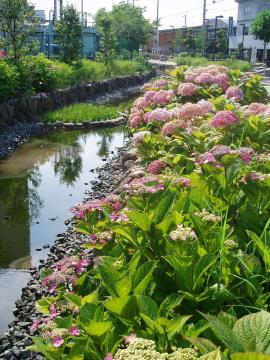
[{"left": 229, "top": 0, "right": 270, "bottom": 62}]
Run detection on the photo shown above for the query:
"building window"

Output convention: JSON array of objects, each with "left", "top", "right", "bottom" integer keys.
[
  {"left": 244, "top": 6, "right": 250, "bottom": 14},
  {"left": 243, "top": 26, "right": 249, "bottom": 35}
]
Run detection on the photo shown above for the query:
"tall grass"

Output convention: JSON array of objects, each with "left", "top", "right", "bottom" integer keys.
[
  {"left": 174, "top": 55, "right": 253, "bottom": 72},
  {"left": 43, "top": 98, "right": 134, "bottom": 123},
  {"left": 54, "top": 59, "right": 148, "bottom": 89}
]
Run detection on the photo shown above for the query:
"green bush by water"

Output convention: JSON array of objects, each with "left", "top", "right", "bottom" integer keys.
[
  {"left": 43, "top": 98, "right": 134, "bottom": 123},
  {"left": 174, "top": 55, "right": 253, "bottom": 72},
  {"left": 0, "top": 55, "right": 148, "bottom": 103}
]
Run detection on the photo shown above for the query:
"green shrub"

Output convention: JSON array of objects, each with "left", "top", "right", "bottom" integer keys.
[
  {"left": 0, "top": 56, "right": 149, "bottom": 103},
  {"left": 0, "top": 60, "right": 20, "bottom": 101},
  {"left": 175, "top": 55, "right": 209, "bottom": 67},
  {"left": 70, "top": 59, "right": 108, "bottom": 84},
  {"left": 20, "top": 54, "right": 59, "bottom": 92},
  {"left": 174, "top": 55, "right": 252, "bottom": 72},
  {"left": 52, "top": 60, "right": 74, "bottom": 89}
]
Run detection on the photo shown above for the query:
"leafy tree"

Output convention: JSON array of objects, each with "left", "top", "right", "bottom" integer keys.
[
  {"left": 182, "top": 28, "right": 196, "bottom": 55},
  {"left": 0, "top": 0, "right": 39, "bottom": 61},
  {"left": 172, "top": 29, "right": 184, "bottom": 51},
  {"left": 216, "top": 29, "right": 228, "bottom": 55},
  {"left": 95, "top": 8, "right": 116, "bottom": 64},
  {"left": 251, "top": 10, "right": 270, "bottom": 61},
  {"left": 55, "top": 4, "right": 82, "bottom": 64},
  {"left": 195, "top": 30, "right": 208, "bottom": 54},
  {"left": 110, "top": 2, "right": 154, "bottom": 53},
  {"left": 232, "top": 42, "right": 245, "bottom": 60}
]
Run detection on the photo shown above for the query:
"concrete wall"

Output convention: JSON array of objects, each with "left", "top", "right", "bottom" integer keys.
[{"left": 0, "top": 71, "right": 155, "bottom": 129}]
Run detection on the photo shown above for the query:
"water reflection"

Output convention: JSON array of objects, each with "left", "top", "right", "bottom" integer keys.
[
  {"left": 0, "top": 126, "right": 126, "bottom": 269},
  {"left": 0, "top": 126, "right": 126, "bottom": 332}
]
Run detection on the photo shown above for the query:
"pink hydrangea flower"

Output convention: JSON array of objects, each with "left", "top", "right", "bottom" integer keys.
[
  {"left": 144, "top": 90, "right": 156, "bottom": 104},
  {"left": 129, "top": 115, "right": 144, "bottom": 129},
  {"left": 243, "top": 103, "right": 269, "bottom": 117},
  {"left": 141, "top": 83, "right": 153, "bottom": 91},
  {"left": 133, "top": 97, "right": 148, "bottom": 109},
  {"left": 153, "top": 79, "right": 169, "bottom": 88},
  {"left": 211, "top": 110, "right": 239, "bottom": 128},
  {"left": 161, "top": 120, "right": 184, "bottom": 137},
  {"left": 144, "top": 108, "right": 172, "bottom": 123},
  {"left": 176, "top": 177, "right": 190, "bottom": 187},
  {"left": 147, "top": 160, "right": 166, "bottom": 174},
  {"left": 198, "top": 99, "right": 213, "bottom": 114},
  {"left": 123, "top": 176, "right": 164, "bottom": 195},
  {"left": 213, "top": 73, "right": 229, "bottom": 91},
  {"left": 196, "top": 152, "right": 223, "bottom": 168},
  {"left": 69, "top": 326, "right": 80, "bottom": 336},
  {"left": 178, "top": 103, "right": 204, "bottom": 120},
  {"left": 225, "top": 86, "right": 244, "bottom": 102},
  {"left": 125, "top": 333, "right": 137, "bottom": 344},
  {"left": 104, "top": 354, "right": 114, "bottom": 360},
  {"left": 238, "top": 147, "right": 256, "bottom": 164},
  {"left": 30, "top": 319, "right": 41, "bottom": 334},
  {"left": 132, "top": 131, "right": 151, "bottom": 144},
  {"left": 52, "top": 336, "right": 64, "bottom": 348},
  {"left": 152, "top": 90, "right": 174, "bottom": 105},
  {"left": 242, "top": 171, "right": 265, "bottom": 183},
  {"left": 177, "top": 82, "right": 198, "bottom": 97},
  {"left": 76, "top": 209, "right": 84, "bottom": 219},
  {"left": 195, "top": 72, "right": 214, "bottom": 84},
  {"left": 210, "top": 145, "right": 232, "bottom": 157}
]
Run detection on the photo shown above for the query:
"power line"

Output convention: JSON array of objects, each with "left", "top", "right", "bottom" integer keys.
[{"left": 161, "top": 0, "right": 233, "bottom": 20}]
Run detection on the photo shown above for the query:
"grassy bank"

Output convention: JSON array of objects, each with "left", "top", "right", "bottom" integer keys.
[
  {"left": 43, "top": 98, "right": 134, "bottom": 123},
  {"left": 173, "top": 55, "right": 253, "bottom": 72}
]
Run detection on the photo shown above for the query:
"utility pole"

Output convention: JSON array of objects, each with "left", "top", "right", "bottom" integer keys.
[
  {"left": 59, "top": 0, "right": 63, "bottom": 19},
  {"left": 202, "top": 0, "right": 207, "bottom": 30},
  {"left": 53, "top": 0, "right": 57, "bottom": 23},
  {"left": 183, "top": 14, "right": 187, "bottom": 27},
  {"left": 155, "top": 0, "right": 160, "bottom": 54},
  {"left": 81, "top": 0, "right": 84, "bottom": 24},
  {"left": 202, "top": 0, "right": 207, "bottom": 55}
]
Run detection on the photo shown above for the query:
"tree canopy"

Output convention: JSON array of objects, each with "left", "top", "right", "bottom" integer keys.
[
  {"left": 251, "top": 10, "right": 270, "bottom": 44},
  {"left": 0, "top": 0, "right": 39, "bottom": 60},
  {"left": 55, "top": 5, "right": 82, "bottom": 64},
  {"left": 95, "top": 8, "right": 116, "bottom": 64},
  {"left": 95, "top": 1, "right": 154, "bottom": 58}
]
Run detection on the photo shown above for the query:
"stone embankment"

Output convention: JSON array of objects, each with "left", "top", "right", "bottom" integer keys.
[{"left": 0, "top": 71, "right": 155, "bottom": 128}]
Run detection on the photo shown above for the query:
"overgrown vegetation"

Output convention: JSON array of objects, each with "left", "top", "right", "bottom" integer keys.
[
  {"left": 30, "top": 64, "right": 270, "bottom": 359},
  {"left": 174, "top": 56, "right": 253, "bottom": 72},
  {"left": 43, "top": 99, "right": 134, "bottom": 123},
  {"left": 0, "top": 55, "right": 148, "bottom": 102}
]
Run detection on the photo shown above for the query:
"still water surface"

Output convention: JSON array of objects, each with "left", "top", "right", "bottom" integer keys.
[{"left": 0, "top": 127, "right": 126, "bottom": 332}]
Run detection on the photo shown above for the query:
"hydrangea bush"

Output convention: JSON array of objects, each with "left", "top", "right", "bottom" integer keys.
[{"left": 31, "top": 65, "right": 270, "bottom": 360}]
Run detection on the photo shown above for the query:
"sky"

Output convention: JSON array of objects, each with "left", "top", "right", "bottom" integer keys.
[{"left": 32, "top": 0, "right": 238, "bottom": 29}]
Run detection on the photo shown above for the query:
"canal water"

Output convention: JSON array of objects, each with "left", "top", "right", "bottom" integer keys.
[{"left": 0, "top": 127, "right": 127, "bottom": 332}]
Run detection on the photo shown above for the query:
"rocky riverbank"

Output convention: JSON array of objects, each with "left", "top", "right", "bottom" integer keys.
[
  {"left": 0, "top": 123, "right": 47, "bottom": 161},
  {"left": 0, "top": 142, "right": 144, "bottom": 360},
  {"left": 0, "top": 84, "right": 143, "bottom": 161}
]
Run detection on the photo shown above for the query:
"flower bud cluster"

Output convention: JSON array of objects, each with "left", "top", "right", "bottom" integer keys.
[
  {"left": 170, "top": 224, "right": 197, "bottom": 241},
  {"left": 194, "top": 209, "right": 221, "bottom": 223}
]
